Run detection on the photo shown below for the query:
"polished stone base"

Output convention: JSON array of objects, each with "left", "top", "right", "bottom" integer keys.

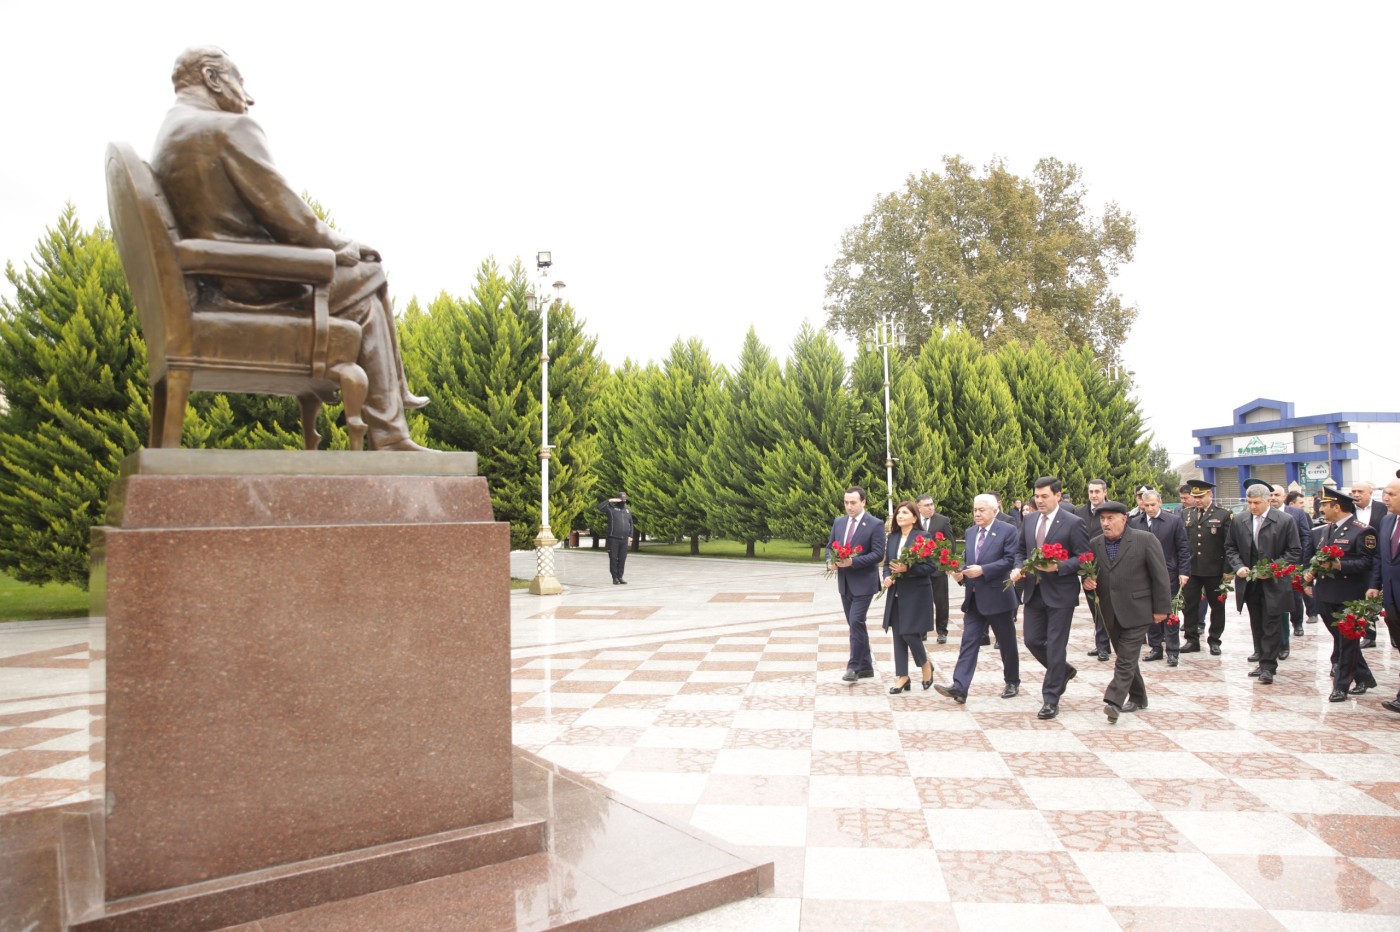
[{"left": 1, "top": 750, "right": 772, "bottom": 931}]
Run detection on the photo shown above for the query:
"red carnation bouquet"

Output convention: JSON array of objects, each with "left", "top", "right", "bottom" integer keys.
[
  {"left": 1211, "top": 577, "right": 1233, "bottom": 603},
  {"left": 1331, "top": 596, "right": 1383, "bottom": 641},
  {"left": 1307, "top": 544, "right": 1345, "bottom": 582},
  {"left": 1165, "top": 590, "right": 1186, "bottom": 627},
  {"left": 932, "top": 532, "right": 963, "bottom": 573},
  {"left": 824, "top": 539, "right": 863, "bottom": 578},
  {"left": 1076, "top": 552, "right": 1098, "bottom": 582},
  {"left": 890, "top": 534, "right": 938, "bottom": 578},
  {"left": 1245, "top": 559, "right": 1298, "bottom": 583},
  {"left": 1005, "top": 541, "right": 1069, "bottom": 589}
]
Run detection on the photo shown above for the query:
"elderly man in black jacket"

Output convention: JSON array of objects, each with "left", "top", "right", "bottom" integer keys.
[
  {"left": 1129, "top": 490, "right": 1191, "bottom": 666},
  {"left": 1082, "top": 501, "right": 1171, "bottom": 722}
]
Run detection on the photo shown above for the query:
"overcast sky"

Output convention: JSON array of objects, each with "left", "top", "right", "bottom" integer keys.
[{"left": 2, "top": 1, "right": 1396, "bottom": 469}]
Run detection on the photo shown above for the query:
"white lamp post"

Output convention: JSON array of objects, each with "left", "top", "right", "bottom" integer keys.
[
  {"left": 868, "top": 312, "right": 905, "bottom": 519},
  {"left": 527, "top": 251, "right": 563, "bottom": 596}
]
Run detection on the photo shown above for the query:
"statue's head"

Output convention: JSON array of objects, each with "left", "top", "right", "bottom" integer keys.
[{"left": 172, "top": 46, "right": 254, "bottom": 114}]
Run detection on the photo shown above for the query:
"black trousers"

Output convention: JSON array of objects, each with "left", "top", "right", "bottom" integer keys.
[
  {"left": 1242, "top": 582, "right": 1282, "bottom": 674},
  {"left": 1181, "top": 574, "right": 1227, "bottom": 644},
  {"left": 932, "top": 573, "right": 950, "bottom": 635},
  {"left": 607, "top": 537, "right": 628, "bottom": 580}
]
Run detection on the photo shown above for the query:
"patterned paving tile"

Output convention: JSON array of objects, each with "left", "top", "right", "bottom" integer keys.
[
  {"left": 1129, "top": 778, "right": 1272, "bottom": 812},
  {"left": 1044, "top": 809, "right": 1197, "bottom": 853},
  {"left": 914, "top": 777, "right": 1034, "bottom": 810},
  {"left": 937, "top": 850, "right": 1099, "bottom": 904}
]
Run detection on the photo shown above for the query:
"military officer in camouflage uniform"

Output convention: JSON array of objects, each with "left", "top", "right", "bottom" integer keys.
[{"left": 1180, "top": 479, "right": 1233, "bottom": 656}]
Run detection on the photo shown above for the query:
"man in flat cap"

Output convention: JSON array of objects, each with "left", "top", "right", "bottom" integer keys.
[
  {"left": 1081, "top": 500, "right": 1170, "bottom": 722},
  {"left": 1179, "top": 479, "right": 1233, "bottom": 656},
  {"left": 1306, "top": 486, "right": 1378, "bottom": 700},
  {"left": 151, "top": 47, "right": 428, "bottom": 450},
  {"left": 1225, "top": 479, "right": 1301, "bottom": 684}
]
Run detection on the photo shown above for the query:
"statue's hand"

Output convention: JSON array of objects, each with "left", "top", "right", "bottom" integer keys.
[
  {"left": 357, "top": 242, "right": 382, "bottom": 262},
  {"left": 335, "top": 241, "right": 381, "bottom": 266}
]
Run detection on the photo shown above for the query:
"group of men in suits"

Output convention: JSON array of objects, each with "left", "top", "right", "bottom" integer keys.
[{"left": 832, "top": 470, "right": 1400, "bottom": 720}]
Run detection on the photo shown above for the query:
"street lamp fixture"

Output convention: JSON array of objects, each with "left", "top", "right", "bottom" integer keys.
[
  {"left": 528, "top": 258, "right": 563, "bottom": 596},
  {"left": 871, "top": 312, "right": 904, "bottom": 520}
]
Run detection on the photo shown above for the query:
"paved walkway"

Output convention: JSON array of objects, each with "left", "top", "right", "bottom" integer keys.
[{"left": 4, "top": 550, "right": 1400, "bottom": 929}]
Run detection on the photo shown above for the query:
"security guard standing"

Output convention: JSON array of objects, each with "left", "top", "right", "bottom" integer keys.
[
  {"left": 1180, "top": 479, "right": 1232, "bottom": 656},
  {"left": 1306, "top": 487, "right": 1379, "bottom": 700}
]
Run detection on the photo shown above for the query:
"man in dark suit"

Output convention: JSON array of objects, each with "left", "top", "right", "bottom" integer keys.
[
  {"left": 1306, "top": 487, "right": 1378, "bottom": 700},
  {"left": 1351, "top": 481, "right": 1385, "bottom": 648},
  {"left": 1180, "top": 479, "right": 1233, "bottom": 656},
  {"left": 1282, "top": 488, "right": 1317, "bottom": 636},
  {"left": 915, "top": 495, "right": 954, "bottom": 643},
  {"left": 1083, "top": 500, "right": 1170, "bottom": 722},
  {"left": 992, "top": 491, "right": 1022, "bottom": 530},
  {"left": 1074, "top": 479, "right": 1113, "bottom": 662},
  {"left": 933, "top": 494, "right": 1020, "bottom": 704},
  {"left": 1224, "top": 479, "right": 1302, "bottom": 684},
  {"left": 828, "top": 487, "right": 887, "bottom": 683},
  {"left": 1010, "top": 476, "right": 1091, "bottom": 719},
  {"left": 1367, "top": 476, "right": 1400, "bottom": 714},
  {"left": 1129, "top": 490, "right": 1190, "bottom": 666}
]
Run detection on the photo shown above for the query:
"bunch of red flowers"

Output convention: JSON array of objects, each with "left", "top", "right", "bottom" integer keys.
[
  {"left": 1165, "top": 590, "right": 1186, "bottom": 627},
  {"left": 931, "top": 532, "right": 962, "bottom": 572},
  {"left": 1005, "top": 542, "right": 1069, "bottom": 589},
  {"left": 891, "top": 534, "right": 938, "bottom": 577},
  {"left": 825, "top": 540, "right": 863, "bottom": 578},
  {"left": 1309, "top": 544, "right": 1345, "bottom": 580},
  {"left": 1332, "top": 596, "right": 1383, "bottom": 641},
  {"left": 1211, "top": 577, "right": 1233, "bottom": 603},
  {"left": 1245, "top": 559, "right": 1298, "bottom": 583},
  {"left": 1076, "top": 552, "right": 1098, "bottom": 581}
]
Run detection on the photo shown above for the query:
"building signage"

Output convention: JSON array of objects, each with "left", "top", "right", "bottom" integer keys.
[{"left": 1233, "top": 432, "right": 1293, "bottom": 456}]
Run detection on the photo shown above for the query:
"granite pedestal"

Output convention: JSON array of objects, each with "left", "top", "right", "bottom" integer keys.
[{"left": 82, "top": 449, "right": 533, "bottom": 928}]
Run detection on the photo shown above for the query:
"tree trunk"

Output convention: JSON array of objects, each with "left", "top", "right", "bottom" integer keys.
[
  {"left": 690, "top": 536, "right": 700, "bottom": 555},
  {"left": 746, "top": 540, "right": 756, "bottom": 557}
]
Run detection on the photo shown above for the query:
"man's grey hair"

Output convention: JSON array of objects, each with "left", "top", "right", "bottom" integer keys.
[
  {"left": 973, "top": 493, "right": 998, "bottom": 510},
  {"left": 1140, "top": 489, "right": 1162, "bottom": 503},
  {"left": 1245, "top": 483, "right": 1270, "bottom": 500},
  {"left": 172, "top": 46, "right": 232, "bottom": 91}
]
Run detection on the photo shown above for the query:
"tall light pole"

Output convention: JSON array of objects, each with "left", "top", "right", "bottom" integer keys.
[
  {"left": 526, "top": 251, "right": 563, "bottom": 596},
  {"left": 868, "top": 312, "right": 905, "bottom": 519}
]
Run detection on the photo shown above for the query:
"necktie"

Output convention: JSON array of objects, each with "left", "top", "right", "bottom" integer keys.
[
  {"left": 975, "top": 527, "right": 986, "bottom": 562},
  {"left": 1253, "top": 515, "right": 1261, "bottom": 547},
  {"left": 1036, "top": 514, "right": 1047, "bottom": 549},
  {"left": 843, "top": 517, "right": 855, "bottom": 547},
  {"left": 1147, "top": 516, "right": 1153, "bottom": 531}
]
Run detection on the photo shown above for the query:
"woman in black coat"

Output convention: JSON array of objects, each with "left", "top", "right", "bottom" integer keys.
[{"left": 882, "top": 500, "right": 936, "bottom": 693}]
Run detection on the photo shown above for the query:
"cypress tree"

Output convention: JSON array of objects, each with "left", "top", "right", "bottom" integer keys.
[
  {"left": 1064, "top": 348, "right": 1154, "bottom": 498},
  {"left": 761, "top": 324, "right": 860, "bottom": 558},
  {"left": 996, "top": 340, "right": 1104, "bottom": 498},
  {"left": 701, "top": 328, "right": 781, "bottom": 556},
  {"left": 0, "top": 207, "right": 146, "bottom": 586},
  {"left": 915, "top": 329, "right": 1027, "bottom": 528}
]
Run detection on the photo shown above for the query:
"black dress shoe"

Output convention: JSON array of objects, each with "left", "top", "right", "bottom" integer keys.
[
  {"left": 1000, "top": 683, "right": 1019, "bottom": 699},
  {"left": 1097, "top": 649, "right": 1111, "bottom": 662},
  {"left": 937, "top": 634, "right": 947, "bottom": 644},
  {"left": 1120, "top": 700, "right": 1145, "bottom": 713},
  {"left": 1167, "top": 655, "right": 1179, "bottom": 667},
  {"left": 981, "top": 635, "right": 992, "bottom": 646},
  {"left": 1248, "top": 666, "right": 1263, "bottom": 677},
  {"left": 890, "top": 679, "right": 911, "bottom": 694},
  {"left": 841, "top": 670, "right": 859, "bottom": 683},
  {"left": 933, "top": 683, "right": 966, "bottom": 704},
  {"left": 1086, "top": 648, "right": 1100, "bottom": 657},
  {"left": 1349, "top": 683, "right": 1372, "bottom": 695},
  {"left": 1293, "top": 624, "right": 1304, "bottom": 636},
  {"left": 1143, "top": 649, "right": 1164, "bottom": 662},
  {"left": 1258, "top": 671, "right": 1274, "bottom": 684},
  {"left": 1306, "top": 615, "right": 1319, "bottom": 624},
  {"left": 1247, "top": 652, "right": 1260, "bottom": 662},
  {"left": 1361, "top": 637, "right": 1377, "bottom": 649},
  {"left": 1329, "top": 690, "right": 1348, "bottom": 702},
  {"left": 612, "top": 578, "right": 620, "bottom": 585},
  {"left": 1066, "top": 665, "right": 1078, "bottom": 681},
  {"left": 1037, "top": 703, "right": 1059, "bottom": 720},
  {"left": 856, "top": 669, "right": 875, "bottom": 679},
  {"left": 1381, "top": 699, "right": 1400, "bottom": 714},
  {"left": 1209, "top": 644, "right": 1222, "bottom": 656},
  {"left": 618, "top": 578, "right": 628, "bottom": 584},
  {"left": 1105, "top": 702, "right": 1120, "bottom": 724},
  {"left": 1180, "top": 642, "right": 1201, "bottom": 653},
  {"left": 1279, "top": 649, "right": 1290, "bottom": 661},
  {"left": 921, "top": 662, "right": 935, "bottom": 691}
]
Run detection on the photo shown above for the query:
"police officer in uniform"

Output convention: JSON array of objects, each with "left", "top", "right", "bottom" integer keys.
[
  {"left": 1180, "top": 479, "right": 1232, "bottom": 656},
  {"left": 1305, "top": 487, "right": 1379, "bottom": 700}
]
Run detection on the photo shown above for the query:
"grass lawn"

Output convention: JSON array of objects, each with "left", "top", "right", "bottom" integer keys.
[
  {"left": 0, "top": 573, "right": 90, "bottom": 623},
  {"left": 636, "top": 538, "right": 822, "bottom": 562}
]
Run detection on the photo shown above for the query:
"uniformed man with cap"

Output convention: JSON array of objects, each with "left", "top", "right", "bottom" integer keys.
[
  {"left": 1180, "top": 479, "right": 1232, "bottom": 655},
  {"left": 1304, "top": 486, "right": 1379, "bottom": 700}
]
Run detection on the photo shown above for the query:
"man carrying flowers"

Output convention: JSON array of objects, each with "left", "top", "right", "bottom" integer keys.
[{"left": 1224, "top": 479, "right": 1302, "bottom": 685}]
